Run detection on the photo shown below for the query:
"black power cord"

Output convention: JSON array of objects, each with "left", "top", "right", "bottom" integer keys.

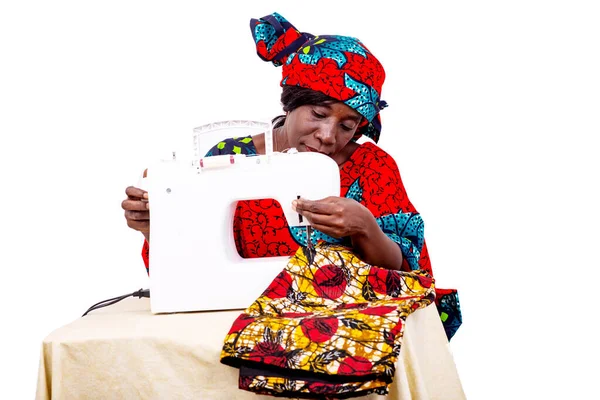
[{"left": 82, "top": 288, "right": 150, "bottom": 317}]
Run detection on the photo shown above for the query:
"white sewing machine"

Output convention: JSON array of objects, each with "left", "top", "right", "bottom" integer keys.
[{"left": 145, "top": 121, "right": 340, "bottom": 313}]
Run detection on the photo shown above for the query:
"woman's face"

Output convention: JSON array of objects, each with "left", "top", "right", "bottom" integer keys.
[{"left": 283, "top": 102, "right": 363, "bottom": 165}]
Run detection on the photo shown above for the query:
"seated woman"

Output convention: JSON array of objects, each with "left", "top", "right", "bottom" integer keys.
[{"left": 121, "top": 12, "right": 461, "bottom": 398}]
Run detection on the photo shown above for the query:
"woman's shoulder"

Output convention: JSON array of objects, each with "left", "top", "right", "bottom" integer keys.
[
  {"left": 349, "top": 141, "right": 400, "bottom": 171},
  {"left": 204, "top": 136, "right": 257, "bottom": 157},
  {"left": 344, "top": 141, "right": 416, "bottom": 214}
]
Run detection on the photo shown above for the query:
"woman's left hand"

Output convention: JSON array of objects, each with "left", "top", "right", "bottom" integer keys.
[{"left": 292, "top": 196, "right": 374, "bottom": 239}]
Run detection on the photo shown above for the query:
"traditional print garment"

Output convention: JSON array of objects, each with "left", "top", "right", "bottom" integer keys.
[{"left": 220, "top": 244, "right": 436, "bottom": 398}]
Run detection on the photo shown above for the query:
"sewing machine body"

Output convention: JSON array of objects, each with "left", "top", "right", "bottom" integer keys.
[{"left": 147, "top": 152, "right": 340, "bottom": 313}]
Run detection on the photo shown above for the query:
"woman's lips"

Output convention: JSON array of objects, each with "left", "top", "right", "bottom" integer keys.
[{"left": 305, "top": 145, "right": 326, "bottom": 155}]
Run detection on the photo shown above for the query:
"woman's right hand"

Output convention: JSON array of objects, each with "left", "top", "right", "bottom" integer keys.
[{"left": 122, "top": 186, "right": 150, "bottom": 242}]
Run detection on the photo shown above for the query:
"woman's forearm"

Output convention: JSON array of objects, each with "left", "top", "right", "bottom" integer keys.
[{"left": 350, "top": 218, "right": 404, "bottom": 271}]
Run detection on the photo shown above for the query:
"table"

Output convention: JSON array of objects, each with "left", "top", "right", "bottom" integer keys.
[{"left": 36, "top": 298, "right": 465, "bottom": 399}]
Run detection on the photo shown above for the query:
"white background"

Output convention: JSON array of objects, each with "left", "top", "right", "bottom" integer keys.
[{"left": 1, "top": 1, "right": 599, "bottom": 398}]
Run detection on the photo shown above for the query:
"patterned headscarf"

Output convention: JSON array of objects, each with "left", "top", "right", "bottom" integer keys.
[{"left": 250, "top": 12, "right": 388, "bottom": 143}]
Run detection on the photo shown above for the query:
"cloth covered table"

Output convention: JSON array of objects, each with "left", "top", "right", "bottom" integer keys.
[{"left": 36, "top": 298, "right": 464, "bottom": 399}]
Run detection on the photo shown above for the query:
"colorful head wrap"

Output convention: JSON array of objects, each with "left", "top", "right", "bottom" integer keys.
[{"left": 250, "top": 12, "right": 388, "bottom": 143}]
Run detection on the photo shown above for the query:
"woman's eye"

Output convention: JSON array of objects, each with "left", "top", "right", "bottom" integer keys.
[
  {"left": 312, "top": 111, "right": 326, "bottom": 119},
  {"left": 341, "top": 125, "right": 353, "bottom": 131}
]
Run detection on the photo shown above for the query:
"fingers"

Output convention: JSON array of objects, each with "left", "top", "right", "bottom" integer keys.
[
  {"left": 124, "top": 210, "right": 149, "bottom": 221},
  {"left": 307, "top": 221, "right": 345, "bottom": 239},
  {"left": 292, "top": 197, "right": 345, "bottom": 237},
  {"left": 123, "top": 186, "right": 149, "bottom": 213},
  {"left": 121, "top": 198, "right": 149, "bottom": 211},
  {"left": 125, "top": 186, "right": 148, "bottom": 200},
  {"left": 298, "top": 210, "right": 338, "bottom": 227},
  {"left": 292, "top": 197, "right": 343, "bottom": 228},
  {"left": 291, "top": 197, "right": 367, "bottom": 239},
  {"left": 293, "top": 197, "right": 342, "bottom": 216},
  {"left": 297, "top": 209, "right": 346, "bottom": 238},
  {"left": 123, "top": 185, "right": 150, "bottom": 234},
  {"left": 124, "top": 210, "right": 150, "bottom": 233}
]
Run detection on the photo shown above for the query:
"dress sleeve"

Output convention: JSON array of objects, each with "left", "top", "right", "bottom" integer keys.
[
  {"left": 142, "top": 239, "right": 150, "bottom": 273},
  {"left": 344, "top": 144, "right": 433, "bottom": 274}
]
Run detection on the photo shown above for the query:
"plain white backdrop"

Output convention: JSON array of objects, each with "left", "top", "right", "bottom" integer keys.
[{"left": 1, "top": 1, "right": 599, "bottom": 398}]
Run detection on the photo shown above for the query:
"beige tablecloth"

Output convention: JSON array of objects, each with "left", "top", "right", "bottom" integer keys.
[{"left": 36, "top": 298, "right": 464, "bottom": 399}]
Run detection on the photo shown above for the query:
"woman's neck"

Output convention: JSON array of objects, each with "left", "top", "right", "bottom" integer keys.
[{"left": 252, "top": 127, "right": 288, "bottom": 154}]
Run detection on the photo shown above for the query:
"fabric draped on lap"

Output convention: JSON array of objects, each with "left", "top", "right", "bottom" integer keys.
[{"left": 220, "top": 244, "right": 435, "bottom": 398}]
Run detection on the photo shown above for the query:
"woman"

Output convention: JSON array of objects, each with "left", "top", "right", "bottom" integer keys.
[
  {"left": 123, "top": 16, "right": 430, "bottom": 275},
  {"left": 122, "top": 12, "right": 460, "bottom": 398}
]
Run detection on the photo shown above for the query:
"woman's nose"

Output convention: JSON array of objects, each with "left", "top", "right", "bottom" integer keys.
[{"left": 315, "top": 124, "right": 336, "bottom": 145}]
